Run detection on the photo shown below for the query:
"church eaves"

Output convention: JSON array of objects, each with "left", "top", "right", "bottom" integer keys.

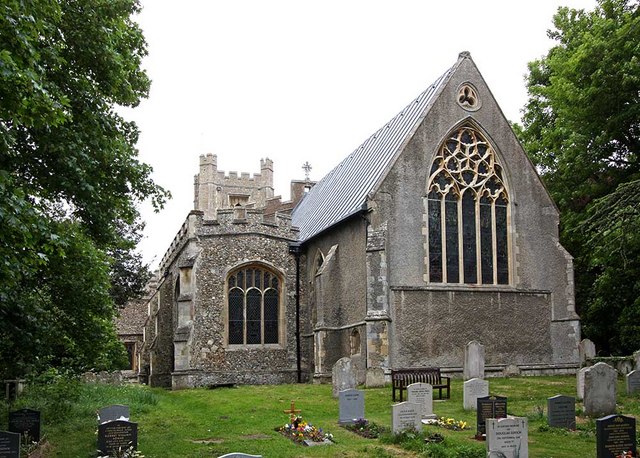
[{"left": 292, "top": 58, "right": 460, "bottom": 243}]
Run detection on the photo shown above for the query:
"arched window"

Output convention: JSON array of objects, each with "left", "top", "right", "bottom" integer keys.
[
  {"left": 427, "top": 125, "right": 510, "bottom": 285},
  {"left": 227, "top": 265, "right": 281, "bottom": 345}
]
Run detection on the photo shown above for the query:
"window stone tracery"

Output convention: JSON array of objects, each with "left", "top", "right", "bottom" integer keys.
[{"left": 426, "top": 125, "right": 509, "bottom": 285}]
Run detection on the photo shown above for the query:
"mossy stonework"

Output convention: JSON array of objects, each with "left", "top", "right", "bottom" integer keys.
[{"left": 122, "top": 53, "right": 580, "bottom": 389}]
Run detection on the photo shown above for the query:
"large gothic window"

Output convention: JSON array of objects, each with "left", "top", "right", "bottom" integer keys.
[
  {"left": 427, "top": 125, "right": 510, "bottom": 285},
  {"left": 227, "top": 265, "right": 280, "bottom": 345}
]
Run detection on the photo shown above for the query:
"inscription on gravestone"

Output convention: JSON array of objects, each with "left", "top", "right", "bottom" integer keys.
[
  {"left": 0, "top": 431, "right": 20, "bottom": 458},
  {"left": 391, "top": 402, "right": 421, "bottom": 434},
  {"left": 476, "top": 396, "right": 507, "bottom": 436},
  {"left": 486, "top": 417, "right": 529, "bottom": 458},
  {"left": 596, "top": 415, "right": 636, "bottom": 458},
  {"left": 97, "top": 420, "right": 138, "bottom": 455},
  {"left": 547, "top": 395, "right": 576, "bottom": 430},
  {"left": 8, "top": 409, "right": 41, "bottom": 443},
  {"left": 463, "top": 378, "right": 489, "bottom": 411},
  {"left": 407, "top": 383, "right": 435, "bottom": 419}
]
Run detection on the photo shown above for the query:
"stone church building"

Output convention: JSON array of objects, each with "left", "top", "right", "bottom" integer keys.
[{"left": 127, "top": 52, "right": 581, "bottom": 388}]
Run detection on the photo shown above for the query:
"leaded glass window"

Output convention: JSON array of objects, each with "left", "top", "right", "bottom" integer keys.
[
  {"left": 427, "top": 125, "right": 510, "bottom": 285},
  {"left": 227, "top": 265, "right": 281, "bottom": 345}
]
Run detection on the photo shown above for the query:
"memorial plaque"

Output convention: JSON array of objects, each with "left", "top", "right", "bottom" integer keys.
[
  {"left": 98, "top": 405, "right": 130, "bottom": 424},
  {"left": 338, "top": 389, "right": 364, "bottom": 424},
  {"left": 0, "top": 431, "right": 20, "bottom": 458},
  {"left": 476, "top": 395, "right": 507, "bottom": 436},
  {"left": 97, "top": 420, "right": 138, "bottom": 454},
  {"left": 486, "top": 417, "right": 529, "bottom": 458},
  {"left": 547, "top": 395, "right": 576, "bottom": 430},
  {"left": 8, "top": 409, "right": 41, "bottom": 443},
  {"left": 391, "top": 402, "right": 421, "bottom": 434},
  {"left": 596, "top": 415, "right": 636, "bottom": 458},
  {"left": 407, "top": 383, "right": 435, "bottom": 419}
]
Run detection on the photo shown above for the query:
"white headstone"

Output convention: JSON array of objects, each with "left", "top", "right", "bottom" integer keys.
[
  {"left": 584, "top": 362, "right": 617, "bottom": 417},
  {"left": 391, "top": 402, "right": 422, "bottom": 434},
  {"left": 464, "top": 340, "right": 485, "bottom": 380},
  {"left": 338, "top": 388, "right": 365, "bottom": 424},
  {"left": 486, "top": 417, "right": 529, "bottom": 458},
  {"left": 576, "top": 366, "right": 589, "bottom": 400},
  {"left": 463, "top": 377, "right": 489, "bottom": 411},
  {"left": 407, "top": 383, "right": 436, "bottom": 420},
  {"left": 626, "top": 369, "right": 640, "bottom": 395},
  {"left": 332, "top": 357, "right": 356, "bottom": 398},
  {"left": 579, "top": 339, "right": 596, "bottom": 366}
]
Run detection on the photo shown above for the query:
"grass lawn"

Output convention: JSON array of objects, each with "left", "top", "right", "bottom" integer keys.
[{"left": 5, "top": 374, "right": 640, "bottom": 457}]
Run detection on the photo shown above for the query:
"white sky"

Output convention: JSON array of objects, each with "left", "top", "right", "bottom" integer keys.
[{"left": 124, "top": 0, "right": 597, "bottom": 268}]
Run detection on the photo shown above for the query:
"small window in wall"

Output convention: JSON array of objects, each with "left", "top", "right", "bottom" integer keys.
[
  {"left": 427, "top": 125, "right": 510, "bottom": 285},
  {"left": 350, "top": 329, "right": 361, "bottom": 356},
  {"left": 227, "top": 265, "right": 281, "bottom": 345}
]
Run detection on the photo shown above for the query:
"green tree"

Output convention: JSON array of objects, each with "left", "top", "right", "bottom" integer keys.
[
  {"left": 518, "top": 0, "right": 640, "bottom": 354},
  {"left": 0, "top": 0, "right": 168, "bottom": 378}
]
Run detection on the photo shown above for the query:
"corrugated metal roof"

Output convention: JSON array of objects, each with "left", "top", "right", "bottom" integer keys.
[{"left": 292, "top": 63, "right": 456, "bottom": 242}]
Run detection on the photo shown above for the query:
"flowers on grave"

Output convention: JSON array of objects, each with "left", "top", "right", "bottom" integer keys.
[
  {"left": 616, "top": 452, "right": 634, "bottom": 458},
  {"left": 423, "top": 416, "right": 469, "bottom": 431},
  {"left": 97, "top": 445, "right": 145, "bottom": 458},
  {"left": 343, "top": 418, "right": 388, "bottom": 439},
  {"left": 278, "top": 414, "right": 334, "bottom": 444}
]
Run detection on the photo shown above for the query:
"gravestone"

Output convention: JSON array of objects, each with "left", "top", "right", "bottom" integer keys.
[
  {"left": 8, "top": 408, "right": 41, "bottom": 443},
  {"left": 626, "top": 370, "right": 640, "bottom": 395},
  {"left": 407, "top": 383, "right": 436, "bottom": 420},
  {"left": 634, "top": 350, "right": 640, "bottom": 371},
  {"left": 391, "top": 402, "right": 421, "bottom": 434},
  {"left": 579, "top": 338, "right": 596, "bottom": 366},
  {"left": 463, "top": 340, "right": 485, "bottom": 380},
  {"left": 98, "top": 404, "right": 130, "bottom": 424},
  {"left": 584, "top": 362, "right": 617, "bottom": 417},
  {"left": 486, "top": 416, "right": 529, "bottom": 458},
  {"left": 97, "top": 420, "right": 138, "bottom": 455},
  {"left": 576, "top": 366, "right": 589, "bottom": 400},
  {"left": 0, "top": 431, "right": 20, "bottom": 458},
  {"left": 338, "top": 389, "right": 364, "bottom": 424},
  {"left": 596, "top": 414, "right": 636, "bottom": 458},
  {"left": 463, "top": 377, "right": 489, "bottom": 411},
  {"left": 476, "top": 395, "right": 507, "bottom": 436},
  {"left": 365, "top": 367, "right": 385, "bottom": 388},
  {"left": 547, "top": 395, "right": 576, "bottom": 429},
  {"left": 332, "top": 357, "right": 356, "bottom": 398}
]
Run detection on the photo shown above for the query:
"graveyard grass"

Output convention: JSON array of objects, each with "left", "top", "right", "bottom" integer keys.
[{"left": 4, "top": 375, "right": 640, "bottom": 457}]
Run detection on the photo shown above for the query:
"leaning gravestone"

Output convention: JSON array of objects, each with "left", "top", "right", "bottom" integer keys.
[
  {"left": 486, "top": 416, "right": 529, "bottom": 458},
  {"left": 577, "top": 366, "right": 589, "bottom": 400},
  {"left": 547, "top": 395, "right": 576, "bottom": 429},
  {"left": 584, "top": 362, "right": 617, "bottom": 417},
  {"left": 0, "top": 431, "right": 20, "bottom": 458},
  {"left": 97, "top": 420, "right": 138, "bottom": 455},
  {"left": 626, "top": 370, "right": 640, "bottom": 395},
  {"left": 579, "top": 338, "right": 596, "bottom": 366},
  {"left": 98, "top": 404, "right": 130, "bottom": 424},
  {"left": 338, "top": 388, "right": 364, "bottom": 424},
  {"left": 8, "top": 408, "right": 40, "bottom": 443},
  {"left": 407, "top": 383, "right": 436, "bottom": 420},
  {"left": 391, "top": 402, "right": 421, "bottom": 434},
  {"left": 464, "top": 377, "right": 489, "bottom": 411},
  {"left": 332, "top": 357, "right": 356, "bottom": 398},
  {"left": 596, "top": 414, "right": 636, "bottom": 458},
  {"left": 476, "top": 395, "right": 507, "bottom": 436},
  {"left": 463, "top": 340, "right": 485, "bottom": 380}
]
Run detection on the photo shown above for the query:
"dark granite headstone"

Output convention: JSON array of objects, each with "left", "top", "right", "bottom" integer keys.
[
  {"left": 596, "top": 415, "right": 636, "bottom": 458},
  {"left": 476, "top": 395, "right": 507, "bottom": 436},
  {"left": 8, "top": 409, "right": 41, "bottom": 443},
  {"left": 0, "top": 431, "right": 20, "bottom": 458},
  {"left": 97, "top": 420, "right": 138, "bottom": 454},
  {"left": 98, "top": 404, "right": 130, "bottom": 424},
  {"left": 547, "top": 395, "right": 576, "bottom": 430}
]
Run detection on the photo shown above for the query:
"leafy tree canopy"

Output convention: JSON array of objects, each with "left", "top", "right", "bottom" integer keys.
[
  {"left": 0, "top": 0, "right": 169, "bottom": 378},
  {"left": 518, "top": 0, "right": 640, "bottom": 354}
]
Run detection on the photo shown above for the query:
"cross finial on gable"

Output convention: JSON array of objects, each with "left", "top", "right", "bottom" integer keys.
[{"left": 302, "top": 162, "right": 312, "bottom": 181}]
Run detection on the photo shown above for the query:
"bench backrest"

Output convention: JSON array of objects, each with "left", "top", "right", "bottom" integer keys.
[{"left": 391, "top": 368, "right": 442, "bottom": 386}]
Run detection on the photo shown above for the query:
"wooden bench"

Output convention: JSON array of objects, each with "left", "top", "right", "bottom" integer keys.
[{"left": 391, "top": 367, "right": 451, "bottom": 401}]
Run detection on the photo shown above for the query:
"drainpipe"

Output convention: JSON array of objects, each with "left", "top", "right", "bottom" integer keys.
[{"left": 288, "top": 242, "right": 302, "bottom": 383}]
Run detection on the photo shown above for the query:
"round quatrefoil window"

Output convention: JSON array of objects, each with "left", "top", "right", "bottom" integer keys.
[{"left": 457, "top": 83, "right": 481, "bottom": 111}]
